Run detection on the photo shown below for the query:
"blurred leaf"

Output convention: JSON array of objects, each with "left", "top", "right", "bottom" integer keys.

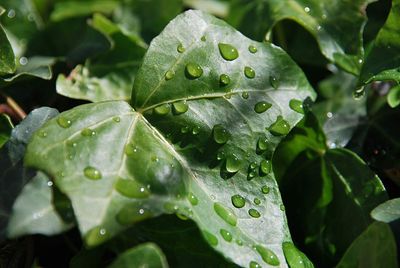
[
  {"left": 108, "top": 243, "right": 168, "bottom": 268},
  {"left": 0, "top": 114, "right": 13, "bottom": 148},
  {"left": 336, "top": 222, "right": 398, "bottom": 268},
  {"left": 371, "top": 198, "right": 400, "bottom": 223},
  {"left": 183, "top": 0, "right": 229, "bottom": 18},
  {"left": 0, "top": 23, "right": 15, "bottom": 74},
  {"left": 387, "top": 84, "right": 400, "bottom": 108},
  {"left": 56, "top": 14, "right": 146, "bottom": 102}
]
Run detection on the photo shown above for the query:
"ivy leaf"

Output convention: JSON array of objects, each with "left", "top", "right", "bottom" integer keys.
[
  {"left": 25, "top": 10, "right": 315, "bottom": 267},
  {"left": 371, "top": 198, "right": 400, "bottom": 223},
  {"left": 108, "top": 243, "right": 168, "bottom": 268},
  {"left": 56, "top": 14, "right": 146, "bottom": 102},
  {"left": 227, "top": 0, "right": 370, "bottom": 74},
  {"left": 336, "top": 222, "right": 398, "bottom": 268},
  {"left": 0, "top": 114, "right": 13, "bottom": 148}
]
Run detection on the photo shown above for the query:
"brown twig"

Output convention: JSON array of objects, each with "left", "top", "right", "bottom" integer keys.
[{"left": 0, "top": 93, "right": 26, "bottom": 120}]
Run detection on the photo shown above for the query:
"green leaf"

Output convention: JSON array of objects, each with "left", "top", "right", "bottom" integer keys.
[
  {"left": 360, "top": 0, "right": 400, "bottom": 84},
  {"left": 25, "top": 10, "right": 315, "bottom": 267},
  {"left": 108, "top": 243, "right": 168, "bottom": 268},
  {"left": 227, "top": 0, "right": 371, "bottom": 74},
  {"left": 0, "top": 23, "right": 15, "bottom": 74},
  {"left": 56, "top": 14, "right": 146, "bottom": 102},
  {"left": 387, "top": 84, "right": 400, "bottom": 108},
  {"left": 336, "top": 222, "right": 398, "bottom": 268},
  {"left": 0, "top": 113, "right": 13, "bottom": 148},
  {"left": 7, "top": 171, "right": 73, "bottom": 238},
  {"left": 371, "top": 198, "right": 400, "bottom": 223}
]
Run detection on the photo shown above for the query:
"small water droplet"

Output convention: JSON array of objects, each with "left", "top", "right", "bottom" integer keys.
[
  {"left": 192, "top": 126, "right": 201, "bottom": 135},
  {"left": 57, "top": 116, "right": 72, "bottom": 128},
  {"left": 242, "top": 92, "right": 249, "bottom": 99},
  {"left": 113, "top": 116, "right": 121, "bottom": 122},
  {"left": 115, "top": 178, "right": 150, "bottom": 198},
  {"left": 202, "top": 230, "right": 218, "bottom": 246},
  {"left": 231, "top": 194, "right": 245, "bottom": 208},
  {"left": 260, "top": 159, "right": 271, "bottom": 175},
  {"left": 254, "top": 198, "right": 261, "bottom": 205},
  {"left": 151, "top": 155, "right": 159, "bottom": 162},
  {"left": 270, "top": 76, "right": 279, "bottom": 89},
  {"left": 304, "top": 6, "right": 310, "bottom": 13},
  {"left": 280, "top": 204, "right": 285, "bottom": 211},
  {"left": 47, "top": 181, "right": 53, "bottom": 187},
  {"left": 185, "top": 63, "right": 203, "bottom": 79},
  {"left": 125, "top": 143, "right": 138, "bottom": 156},
  {"left": 213, "top": 124, "right": 230, "bottom": 144},
  {"left": 256, "top": 245, "right": 280, "bottom": 266},
  {"left": 217, "top": 151, "right": 226, "bottom": 160},
  {"left": 154, "top": 104, "right": 170, "bottom": 115},
  {"left": 83, "top": 166, "right": 102, "bottom": 180},
  {"left": 244, "top": 66, "right": 255, "bottom": 79},
  {"left": 214, "top": 202, "right": 237, "bottom": 226},
  {"left": 353, "top": 85, "right": 365, "bottom": 99},
  {"left": 248, "top": 208, "right": 261, "bottom": 218},
  {"left": 220, "top": 229, "right": 232, "bottom": 242},
  {"left": 236, "top": 239, "right": 243, "bottom": 246},
  {"left": 81, "top": 128, "right": 96, "bottom": 136},
  {"left": 248, "top": 45, "right": 258, "bottom": 53},
  {"left": 219, "top": 74, "right": 230, "bottom": 86},
  {"left": 38, "top": 131, "right": 47, "bottom": 138},
  {"left": 257, "top": 137, "right": 268, "bottom": 151},
  {"left": 247, "top": 170, "right": 257, "bottom": 180},
  {"left": 7, "top": 9, "right": 15, "bottom": 18},
  {"left": 226, "top": 154, "right": 241, "bottom": 173},
  {"left": 326, "top": 112, "right": 333, "bottom": 118},
  {"left": 177, "top": 43, "right": 185, "bottom": 53},
  {"left": 201, "top": 36, "right": 206, "bottom": 41},
  {"left": 268, "top": 116, "right": 291, "bottom": 136},
  {"left": 250, "top": 161, "right": 258, "bottom": 170},
  {"left": 181, "top": 125, "right": 190, "bottom": 133},
  {"left": 218, "top": 43, "right": 239, "bottom": 61},
  {"left": 289, "top": 99, "right": 304, "bottom": 114},
  {"left": 254, "top": 101, "right": 272, "bottom": 113},
  {"left": 19, "top": 57, "right": 28, "bottom": 66},
  {"left": 165, "top": 70, "right": 175, "bottom": 80},
  {"left": 172, "top": 101, "right": 188, "bottom": 115},
  {"left": 261, "top": 185, "right": 270, "bottom": 194},
  {"left": 188, "top": 193, "right": 199, "bottom": 206},
  {"left": 116, "top": 205, "right": 151, "bottom": 225}
]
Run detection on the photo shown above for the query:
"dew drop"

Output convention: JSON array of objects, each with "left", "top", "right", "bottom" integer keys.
[
  {"left": 181, "top": 125, "right": 190, "bottom": 133},
  {"left": 213, "top": 124, "right": 230, "bottom": 144},
  {"left": 47, "top": 181, "right": 53, "bottom": 187},
  {"left": 81, "top": 128, "right": 96, "bottom": 137},
  {"left": 261, "top": 185, "right": 270, "bottom": 194},
  {"left": 113, "top": 116, "right": 121, "bottom": 122},
  {"left": 226, "top": 154, "right": 241, "bottom": 173},
  {"left": 280, "top": 204, "right": 285, "bottom": 211},
  {"left": 254, "top": 198, "right": 261, "bottom": 205},
  {"left": 289, "top": 99, "right": 304, "bottom": 114},
  {"left": 304, "top": 6, "right": 310, "bottom": 13},
  {"left": 201, "top": 35, "right": 206, "bottom": 41},
  {"left": 185, "top": 63, "right": 203, "bottom": 79},
  {"left": 125, "top": 143, "right": 138, "bottom": 156},
  {"left": 257, "top": 137, "right": 268, "bottom": 151},
  {"left": 250, "top": 161, "right": 258, "bottom": 170},
  {"left": 254, "top": 101, "right": 272, "bottom": 113},
  {"left": 165, "top": 70, "right": 175, "bottom": 80},
  {"left": 164, "top": 202, "right": 178, "bottom": 213},
  {"left": 247, "top": 170, "right": 257, "bottom": 180},
  {"left": 260, "top": 159, "right": 271, "bottom": 175},
  {"left": 248, "top": 208, "right": 261, "bottom": 218},
  {"left": 268, "top": 116, "right": 291, "bottom": 136},
  {"left": 57, "top": 116, "right": 72, "bottom": 128},
  {"left": 242, "top": 92, "right": 249, "bottom": 99},
  {"left": 188, "top": 192, "right": 199, "bottom": 206},
  {"left": 217, "top": 151, "right": 226, "bottom": 160},
  {"left": 236, "top": 239, "right": 243, "bottom": 246},
  {"left": 248, "top": 45, "right": 257, "bottom": 53},
  {"left": 250, "top": 261, "right": 261, "bottom": 268},
  {"left": 19, "top": 57, "right": 28, "bottom": 66},
  {"left": 219, "top": 74, "right": 231, "bottom": 86},
  {"left": 85, "top": 226, "right": 109, "bottom": 247},
  {"left": 353, "top": 85, "right": 365, "bottom": 99},
  {"left": 7, "top": 9, "right": 15, "bottom": 18},
  {"left": 244, "top": 66, "right": 255, "bottom": 79},
  {"left": 83, "top": 166, "right": 102, "bottom": 180},
  {"left": 154, "top": 104, "right": 170, "bottom": 115},
  {"left": 177, "top": 43, "right": 185, "bottom": 53},
  {"left": 214, "top": 202, "right": 237, "bottom": 226},
  {"left": 270, "top": 76, "right": 279, "bottom": 89},
  {"left": 231, "top": 194, "right": 245, "bottom": 208},
  {"left": 38, "top": 131, "right": 47, "bottom": 138},
  {"left": 218, "top": 43, "right": 239, "bottom": 61},
  {"left": 220, "top": 229, "right": 233, "bottom": 242},
  {"left": 202, "top": 230, "right": 218, "bottom": 246},
  {"left": 255, "top": 245, "right": 280, "bottom": 266},
  {"left": 116, "top": 205, "right": 152, "bottom": 225},
  {"left": 115, "top": 178, "right": 150, "bottom": 198},
  {"left": 192, "top": 126, "right": 201, "bottom": 135},
  {"left": 172, "top": 101, "right": 188, "bottom": 115}
]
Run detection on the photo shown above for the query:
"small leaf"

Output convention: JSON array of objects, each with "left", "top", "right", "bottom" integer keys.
[
  {"left": 371, "top": 198, "right": 400, "bottom": 223},
  {"left": 0, "top": 114, "right": 13, "bottom": 148},
  {"left": 387, "top": 84, "right": 400, "bottom": 108}
]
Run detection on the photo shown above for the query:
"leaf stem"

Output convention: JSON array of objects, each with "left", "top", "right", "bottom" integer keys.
[{"left": 1, "top": 93, "right": 26, "bottom": 120}]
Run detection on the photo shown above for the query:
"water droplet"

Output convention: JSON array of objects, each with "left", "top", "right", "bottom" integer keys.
[
  {"left": 247, "top": 170, "right": 257, "bottom": 180},
  {"left": 185, "top": 63, "right": 203, "bottom": 79},
  {"left": 213, "top": 124, "right": 230, "bottom": 144},
  {"left": 116, "top": 205, "right": 151, "bottom": 225},
  {"left": 38, "top": 131, "right": 47, "bottom": 138},
  {"left": 165, "top": 70, "right": 175, "bottom": 80},
  {"left": 19, "top": 57, "right": 28, "bottom": 65},
  {"left": 250, "top": 161, "right": 258, "bottom": 170},
  {"left": 217, "top": 151, "right": 226, "bottom": 160},
  {"left": 47, "top": 181, "right": 53, "bottom": 187},
  {"left": 218, "top": 43, "right": 239, "bottom": 61},
  {"left": 85, "top": 226, "right": 110, "bottom": 246},
  {"left": 254, "top": 101, "right": 272, "bottom": 113},
  {"left": 177, "top": 43, "right": 185, "bottom": 53},
  {"left": 188, "top": 193, "right": 199, "bottom": 206},
  {"left": 226, "top": 154, "right": 241, "bottom": 173},
  {"left": 260, "top": 160, "right": 271, "bottom": 175},
  {"left": 181, "top": 126, "right": 190, "bottom": 133},
  {"left": 115, "top": 178, "right": 150, "bottom": 198},
  {"left": 151, "top": 155, "right": 159, "bottom": 162},
  {"left": 248, "top": 208, "right": 261, "bottom": 218},
  {"left": 231, "top": 194, "right": 245, "bottom": 208},
  {"left": 280, "top": 204, "right": 285, "bottom": 211},
  {"left": 154, "top": 104, "right": 170, "bottom": 115},
  {"left": 83, "top": 166, "right": 102, "bottom": 180},
  {"left": 164, "top": 202, "right": 178, "bottom": 213},
  {"left": 7, "top": 9, "right": 15, "bottom": 18},
  {"left": 192, "top": 126, "right": 201, "bottom": 135},
  {"left": 326, "top": 112, "right": 333, "bottom": 118},
  {"left": 282, "top": 242, "right": 305, "bottom": 268},
  {"left": 202, "top": 230, "right": 218, "bottom": 246},
  {"left": 304, "top": 7, "right": 310, "bottom": 13},
  {"left": 219, "top": 74, "right": 230, "bottom": 86},
  {"left": 250, "top": 261, "right": 261, "bottom": 268},
  {"left": 172, "top": 101, "right": 188, "bottom": 115},
  {"left": 289, "top": 99, "right": 304, "bottom": 114},
  {"left": 242, "top": 92, "right": 249, "bottom": 99},
  {"left": 255, "top": 245, "right": 280, "bottom": 266},
  {"left": 214, "top": 202, "right": 237, "bottom": 226},
  {"left": 248, "top": 45, "right": 258, "bottom": 53},
  {"left": 254, "top": 198, "right": 261, "bottom": 205},
  {"left": 125, "top": 143, "right": 138, "bottom": 156},
  {"left": 353, "top": 85, "right": 365, "bottom": 99},
  {"left": 270, "top": 76, "right": 279, "bottom": 89},
  {"left": 81, "top": 128, "right": 96, "bottom": 136},
  {"left": 201, "top": 36, "right": 206, "bottom": 41},
  {"left": 236, "top": 239, "right": 243, "bottom": 246},
  {"left": 113, "top": 116, "right": 121, "bottom": 122},
  {"left": 57, "top": 116, "right": 72, "bottom": 128},
  {"left": 261, "top": 185, "right": 270, "bottom": 194},
  {"left": 220, "top": 229, "right": 232, "bottom": 242},
  {"left": 257, "top": 137, "right": 268, "bottom": 151},
  {"left": 268, "top": 116, "right": 290, "bottom": 136},
  {"left": 244, "top": 66, "right": 255, "bottom": 79}
]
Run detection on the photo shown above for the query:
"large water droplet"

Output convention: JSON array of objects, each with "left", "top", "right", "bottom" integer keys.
[
  {"left": 219, "top": 74, "right": 231, "bottom": 86},
  {"left": 268, "top": 116, "right": 290, "bottom": 136},
  {"left": 244, "top": 66, "right": 255, "bottom": 79},
  {"left": 254, "top": 101, "right": 272, "bottom": 113},
  {"left": 248, "top": 208, "right": 261, "bottom": 218},
  {"left": 289, "top": 99, "right": 304, "bottom": 114},
  {"left": 188, "top": 192, "right": 199, "bottom": 206},
  {"left": 269, "top": 76, "right": 279, "bottom": 89},
  {"left": 220, "top": 229, "right": 232, "bottom": 242},
  {"left": 282, "top": 242, "right": 306, "bottom": 268},
  {"left": 185, "top": 63, "right": 203, "bottom": 79},
  {"left": 218, "top": 43, "right": 239, "bottom": 61},
  {"left": 226, "top": 154, "right": 241, "bottom": 173},
  {"left": 172, "top": 101, "right": 188, "bottom": 115},
  {"left": 248, "top": 45, "right": 258, "bottom": 53},
  {"left": 260, "top": 159, "right": 271, "bottom": 175},
  {"left": 255, "top": 245, "right": 280, "bottom": 266},
  {"left": 165, "top": 70, "right": 175, "bottom": 80},
  {"left": 116, "top": 205, "right": 151, "bottom": 225},
  {"left": 177, "top": 43, "right": 185, "bottom": 53},
  {"left": 115, "top": 178, "right": 150, "bottom": 198},
  {"left": 213, "top": 124, "right": 230, "bottom": 144},
  {"left": 81, "top": 128, "right": 96, "bottom": 137},
  {"left": 202, "top": 230, "right": 218, "bottom": 246},
  {"left": 231, "top": 194, "right": 245, "bottom": 208},
  {"left": 154, "top": 104, "right": 170, "bottom": 115},
  {"left": 249, "top": 261, "right": 261, "bottom": 268},
  {"left": 57, "top": 116, "right": 72, "bottom": 128},
  {"left": 261, "top": 185, "right": 270, "bottom": 194},
  {"left": 214, "top": 202, "right": 237, "bottom": 226},
  {"left": 84, "top": 166, "right": 102, "bottom": 180}
]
